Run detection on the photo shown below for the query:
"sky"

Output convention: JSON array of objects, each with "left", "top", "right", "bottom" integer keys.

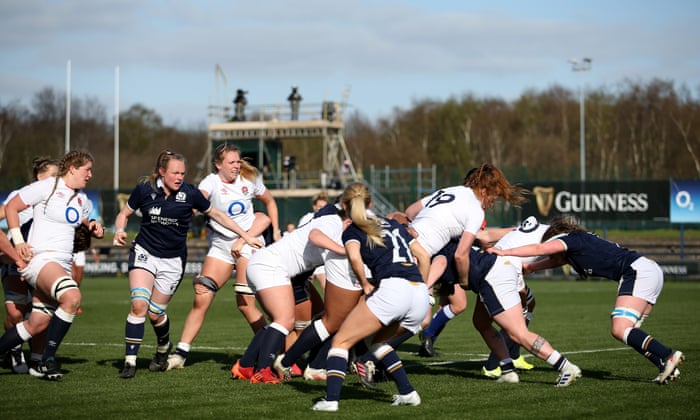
[{"left": 1, "top": 0, "right": 699, "bottom": 128}]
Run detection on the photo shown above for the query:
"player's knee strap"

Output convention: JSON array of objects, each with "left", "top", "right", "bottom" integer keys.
[
  {"left": 51, "top": 276, "right": 78, "bottom": 301},
  {"left": 148, "top": 301, "right": 168, "bottom": 316},
  {"left": 130, "top": 287, "right": 151, "bottom": 303},
  {"left": 294, "top": 320, "right": 311, "bottom": 331},
  {"left": 193, "top": 275, "right": 219, "bottom": 293},
  {"left": 611, "top": 306, "right": 641, "bottom": 324},
  {"left": 32, "top": 301, "right": 56, "bottom": 316},
  {"left": 234, "top": 283, "right": 255, "bottom": 296},
  {"left": 525, "top": 286, "right": 535, "bottom": 306}
]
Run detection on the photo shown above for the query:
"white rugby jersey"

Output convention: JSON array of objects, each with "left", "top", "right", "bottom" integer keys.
[
  {"left": 323, "top": 250, "right": 359, "bottom": 286},
  {"left": 297, "top": 211, "right": 314, "bottom": 228},
  {"left": 410, "top": 185, "right": 485, "bottom": 256},
  {"left": 253, "top": 213, "right": 342, "bottom": 276},
  {"left": 198, "top": 173, "right": 267, "bottom": 239},
  {"left": 3, "top": 190, "right": 33, "bottom": 227},
  {"left": 494, "top": 217, "right": 550, "bottom": 270},
  {"left": 19, "top": 177, "right": 90, "bottom": 254}
]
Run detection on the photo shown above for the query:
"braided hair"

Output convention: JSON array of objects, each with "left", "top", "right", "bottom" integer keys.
[
  {"left": 45, "top": 150, "right": 94, "bottom": 210},
  {"left": 31, "top": 156, "right": 59, "bottom": 181}
]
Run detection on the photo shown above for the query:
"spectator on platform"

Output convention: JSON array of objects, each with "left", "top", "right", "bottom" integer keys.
[
  {"left": 233, "top": 89, "right": 248, "bottom": 121},
  {"left": 288, "top": 86, "right": 302, "bottom": 120}
]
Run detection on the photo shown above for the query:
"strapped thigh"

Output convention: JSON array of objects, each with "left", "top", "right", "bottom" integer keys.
[
  {"left": 234, "top": 283, "right": 255, "bottom": 296},
  {"left": 51, "top": 276, "right": 79, "bottom": 301},
  {"left": 524, "top": 286, "right": 535, "bottom": 306},
  {"left": 130, "top": 287, "right": 151, "bottom": 303},
  {"left": 193, "top": 275, "right": 219, "bottom": 293},
  {"left": 610, "top": 306, "right": 641, "bottom": 324},
  {"left": 32, "top": 301, "right": 57, "bottom": 317},
  {"left": 148, "top": 300, "right": 168, "bottom": 316},
  {"left": 294, "top": 320, "right": 311, "bottom": 330}
]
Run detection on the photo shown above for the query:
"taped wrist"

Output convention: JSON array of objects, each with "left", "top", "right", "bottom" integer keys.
[{"left": 9, "top": 227, "right": 24, "bottom": 245}]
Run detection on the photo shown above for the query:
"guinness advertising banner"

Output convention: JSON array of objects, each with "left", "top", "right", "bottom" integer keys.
[{"left": 521, "top": 180, "right": 669, "bottom": 222}]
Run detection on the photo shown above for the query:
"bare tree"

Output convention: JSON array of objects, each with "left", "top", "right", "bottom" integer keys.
[
  {"left": 669, "top": 85, "right": 700, "bottom": 176},
  {"left": 0, "top": 100, "right": 29, "bottom": 173}
]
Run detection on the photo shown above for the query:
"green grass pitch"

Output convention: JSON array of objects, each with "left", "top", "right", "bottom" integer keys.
[{"left": 1, "top": 276, "right": 697, "bottom": 419}]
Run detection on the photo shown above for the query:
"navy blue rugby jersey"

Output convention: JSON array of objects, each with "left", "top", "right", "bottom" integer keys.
[
  {"left": 314, "top": 203, "right": 342, "bottom": 218},
  {"left": 127, "top": 181, "right": 211, "bottom": 258},
  {"left": 468, "top": 247, "right": 497, "bottom": 289},
  {"left": 296, "top": 203, "right": 341, "bottom": 229},
  {"left": 433, "top": 239, "right": 460, "bottom": 287},
  {"left": 342, "top": 217, "right": 423, "bottom": 283},
  {"left": 433, "top": 239, "right": 495, "bottom": 292},
  {"left": 556, "top": 230, "right": 642, "bottom": 280}
]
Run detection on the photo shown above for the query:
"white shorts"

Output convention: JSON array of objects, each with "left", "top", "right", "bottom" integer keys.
[
  {"left": 73, "top": 251, "right": 86, "bottom": 266},
  {"left": 246, "top": 247, "right": 292, "bottom": 292},
  {"left": 366, "top": 277, "right": 430, "bottom": 334},
  {"left": 19, "top": 251, "right": 72, "bottom": 289},
  {"left": 323, "top": 252, "right": 361, "bottom": 291},
  {"left": 129, "top": 243, "right": 184, "bottom": 296},
  {"left": 619, "top": 257, "right": 663, "bottom": 304},
  {"left": 501, "top": 256, "right": 526, "bottom": 291},
  {"left": 479, "top": 257, "right": 522, "bottom": 316},
  {"left": 206, "top": 232, "right": 261, "bottom": 265}
]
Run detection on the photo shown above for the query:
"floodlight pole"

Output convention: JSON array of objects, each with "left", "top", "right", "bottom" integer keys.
[
  {"left": 114, "top": 66, "right": 120, "bottom": 191},
  {"left": 65, "top": 60, "right": 71, "bottom": 154},
  {"left": 570, "top": 57, "right": 592, "bottom": 182}
]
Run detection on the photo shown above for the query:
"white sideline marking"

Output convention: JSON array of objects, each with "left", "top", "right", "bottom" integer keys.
[
  {"left": 60, "top": 342, "right": 248, "bottom": 351},
  {"left": 422, "top": 347, "right": 631, "bottom": 366},
  {"left": 59, "top": 342, "right": 631, "bottom": 360}
]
